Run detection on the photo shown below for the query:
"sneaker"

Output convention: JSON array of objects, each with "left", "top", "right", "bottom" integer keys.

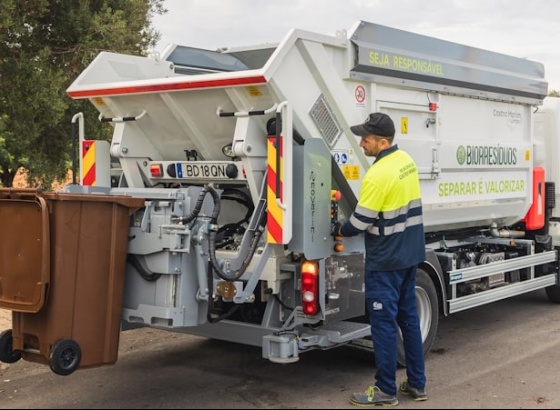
[
  {"left": 350, "top": 385, "right": 399, "bottom": 407},
  {"left": 399, "top": 379, "right": 427, "bottom": 401}
]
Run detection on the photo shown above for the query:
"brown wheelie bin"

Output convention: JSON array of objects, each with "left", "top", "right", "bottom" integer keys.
[{"left": 0, "top": 189, "right": 144, "bottom": 375}]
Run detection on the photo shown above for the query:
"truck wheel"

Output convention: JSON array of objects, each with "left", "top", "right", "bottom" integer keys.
[
  {"left": 545, "top": 285, "right": 560, "bottom": 303},
  {"left": 397, "top": 268, "right": 439, "bottom": 367},
  {"left": 0, "top": 330, "right": 22, "bottom": 364},
  {"left": 49, "top": 339, "right": 82, "bottom": 376}
]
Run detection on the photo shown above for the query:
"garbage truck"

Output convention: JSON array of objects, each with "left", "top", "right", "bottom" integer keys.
[{"left": 1, "top": 20, "right": 560, "bottom": 375}]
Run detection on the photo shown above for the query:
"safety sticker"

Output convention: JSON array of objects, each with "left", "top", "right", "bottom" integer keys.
[
  {"left": 246, "top": 86, "right": 263, "bottom": 97},
  {"left": 355, "top": 85, "right": 366, "bottom": 105},
  {"left": 333, "top": 150, "right": 349, "bottom": 165},
  {"left": 343, "top": 165, "right": 360, "bottom": 180}
]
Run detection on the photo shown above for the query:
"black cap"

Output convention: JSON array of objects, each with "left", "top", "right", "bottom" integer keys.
[{"left": 350, "top": 112, "right": 395, "bottom": 137}]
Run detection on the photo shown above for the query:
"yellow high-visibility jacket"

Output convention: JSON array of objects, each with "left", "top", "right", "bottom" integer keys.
[{"left": 340, "top": 145, "right": 426, "bottom": 270}]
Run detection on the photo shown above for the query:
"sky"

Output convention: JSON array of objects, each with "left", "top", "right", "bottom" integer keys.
[{"left": 151, "top": 0, "right": 560, "bottom": 92}]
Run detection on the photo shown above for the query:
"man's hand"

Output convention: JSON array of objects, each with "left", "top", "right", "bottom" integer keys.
[{"left": 330, "top": 221, "right": 342, "bottom": 237}]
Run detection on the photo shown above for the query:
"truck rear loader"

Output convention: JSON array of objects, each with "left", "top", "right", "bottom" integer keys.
[{"left": 1, "top": 20, "right": 560, "bottom": 375}]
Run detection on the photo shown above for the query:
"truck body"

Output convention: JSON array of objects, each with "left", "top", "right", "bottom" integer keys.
[{"left": 2, "top": 20, "right": 560, "bottom": 373}]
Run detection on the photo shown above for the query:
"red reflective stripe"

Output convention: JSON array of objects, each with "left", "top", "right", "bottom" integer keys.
[
  {"left": 267, "top": 212, "right": 283, "bottom": 244},
  {"left": 82, "top": 140, "right": 96, "bottom": 186},
  {"left": 82, "top": 164, "right": 96, "bottom": 186},
  {"left": 67, "top": 75, "right": 268, "bottom": 98}
]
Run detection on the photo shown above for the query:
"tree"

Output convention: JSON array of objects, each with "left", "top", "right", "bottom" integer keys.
[
  {"left": 550, "top": 90, "right": 560, "bottom": 98},
  {"left": 0, "top": 0, "right": 167, "bottom": 188}
]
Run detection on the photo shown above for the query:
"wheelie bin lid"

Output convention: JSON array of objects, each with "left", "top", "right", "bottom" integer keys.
[{"left": 0, "top": 189, "right": 50, "bottom": 313}]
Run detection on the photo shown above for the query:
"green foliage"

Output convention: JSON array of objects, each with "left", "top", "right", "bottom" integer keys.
[
  {"left": 0, "top": 0, "right": 167, "bottom": 188},
  {"left": 549, "top": 90, "right": 560, "bottom": 98}
]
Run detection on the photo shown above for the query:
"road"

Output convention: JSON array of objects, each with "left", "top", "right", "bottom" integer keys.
[{"left": 1, "top": 289, "right": 560, "bottom": 409}]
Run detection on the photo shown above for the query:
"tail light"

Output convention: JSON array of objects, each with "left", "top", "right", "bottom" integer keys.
[
  {"left": 301, "top": 260, "right": 319, "bottom": 315},
  {"left": 150, "top": 163, "right": 163, "bottom": 178}
]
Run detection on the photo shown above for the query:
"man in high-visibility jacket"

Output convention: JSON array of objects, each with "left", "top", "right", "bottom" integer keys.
[{"left": 333, "top": 112, "right": 427, "bottom": 407}]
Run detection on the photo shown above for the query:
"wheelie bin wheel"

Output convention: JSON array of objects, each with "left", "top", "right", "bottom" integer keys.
[
  {"left": 0, "top": 329, "right": 22, "bottom": 364},
  {"left": 49, "top": 339, "right": 82, "bottom": 376}
]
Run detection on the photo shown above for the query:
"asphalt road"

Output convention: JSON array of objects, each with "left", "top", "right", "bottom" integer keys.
[{"left": 1, "top": 288, "right": 560, "bottom": 409}]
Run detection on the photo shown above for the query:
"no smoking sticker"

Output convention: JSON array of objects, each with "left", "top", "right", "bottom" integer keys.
[{"left": 355, "top": 85, "right": 366, "bottom": 104}]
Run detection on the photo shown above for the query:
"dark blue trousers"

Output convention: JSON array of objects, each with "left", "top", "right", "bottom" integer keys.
[{"left": 365, "top": 266, "right": 426, "bottom": 395}]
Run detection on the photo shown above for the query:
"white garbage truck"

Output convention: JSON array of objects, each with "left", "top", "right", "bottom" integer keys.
[{"left": 1, "top": 20, "right": 559, "bottom": 375}]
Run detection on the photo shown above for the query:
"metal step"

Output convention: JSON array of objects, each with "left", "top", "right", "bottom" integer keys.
[{"left": 314, "top": 321, "right": 371, "bottom": 344}]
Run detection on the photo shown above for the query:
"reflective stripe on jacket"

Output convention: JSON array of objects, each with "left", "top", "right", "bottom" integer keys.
[{"left": 340, "top": 145, "right": 426, "bottom": 270}]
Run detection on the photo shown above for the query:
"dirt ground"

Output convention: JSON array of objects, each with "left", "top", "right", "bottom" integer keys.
[{"left": 0, "top": 309, "right": 10, "bottom": 332}]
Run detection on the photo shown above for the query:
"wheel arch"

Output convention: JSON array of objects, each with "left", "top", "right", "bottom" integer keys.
[{"left": 420, "top": 248, "right": 448, "bottom": 317}]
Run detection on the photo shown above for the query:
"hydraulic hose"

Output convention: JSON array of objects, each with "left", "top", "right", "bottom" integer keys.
[
  {"left": 180, "top": 185, "right": 214, "bottom": 225},
  {"left": 127, "top": 254, "right": 161, "bottom": 282},
  {"left": 204, "top": 185, "right": 266, "bottom": 281}
]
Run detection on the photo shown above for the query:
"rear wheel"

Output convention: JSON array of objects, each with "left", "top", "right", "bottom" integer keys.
[
  {"left": 0, "top": 329, "right": 21, "bottom": 364},
  {"left": 545, "top": 284, "right": 560, "bottom": 303},
  {"left": 397, "top": 268, "right": 439, "bottom": 367}
]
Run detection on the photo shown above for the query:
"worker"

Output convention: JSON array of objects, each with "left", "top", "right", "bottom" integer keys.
[{"left": 332, "top": 112, "right": 427, "bottom": 406}]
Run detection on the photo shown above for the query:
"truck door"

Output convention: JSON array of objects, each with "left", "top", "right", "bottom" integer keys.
[{"left": 377, "top": 101, "right": 439, "bottom": 181}]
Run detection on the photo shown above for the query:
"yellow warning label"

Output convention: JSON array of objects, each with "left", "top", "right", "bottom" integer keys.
[
  {"left": 246, "top": 86, "right": 263, "bottom": 97},
  {"left": 91, "top": 97, "right": 106, "bottom": 106},
  {"left": 401, "top": 117, "right": 408, "bottom": 134},
  {"left": 343, "top": 165, "right": 360, "bottom": 180},
  {"left": 525, "top": 150, "right": 530, "bottom": 161}
]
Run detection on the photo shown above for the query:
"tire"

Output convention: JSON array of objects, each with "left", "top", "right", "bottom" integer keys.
[
  {"left": 0, "top": 329, "right": 22, "bottom": 364},
  {"left": 397, "top": 268, "right": 439, "bottom": 367},
  {"left": 49, "top": 339, "right": 82, "bottom": 376},
  {"left": 545, "top": 284, "right": 560, "bottom": 303}
]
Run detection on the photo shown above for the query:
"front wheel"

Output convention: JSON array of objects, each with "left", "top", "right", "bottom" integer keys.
[
  {"left": 397, "top": 268, "right": 439, "bottom": 367},
  {"left": 49, "top": 339, "right": 82, "bottom": 376}
]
